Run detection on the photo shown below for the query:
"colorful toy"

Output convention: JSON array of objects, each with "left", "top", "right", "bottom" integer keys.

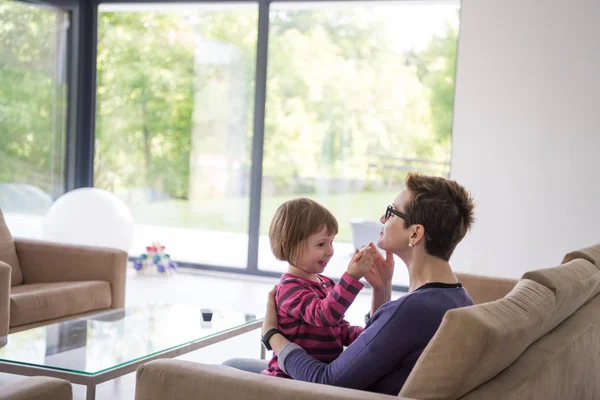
[{"left": 133, "top": 241, "right": 177, "bottom": 275}]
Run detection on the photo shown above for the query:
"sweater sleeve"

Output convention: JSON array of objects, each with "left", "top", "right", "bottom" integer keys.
[
  {"left": 279, "top": 294, "right": 432, "bottom": 391},
  {"left": 338, "top": 319, "right": 364, "bottom": 346},
  {"left": 277, "top": 272, "right": 364, "bottom": 327}
]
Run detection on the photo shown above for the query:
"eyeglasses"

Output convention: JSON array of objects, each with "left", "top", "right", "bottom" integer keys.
[
  {"left": 385, "top": 205, "right": 432, "bottom": 241},
  {"left": 385, "top": 205, "right": 409, "bottom": 222}
]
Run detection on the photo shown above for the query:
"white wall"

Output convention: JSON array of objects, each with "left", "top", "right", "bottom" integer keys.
[{"left": 450, "top": 0, "right": 600, "bottom": 278}]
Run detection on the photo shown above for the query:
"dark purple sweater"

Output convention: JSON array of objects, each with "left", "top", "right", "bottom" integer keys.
[{"left": 278, "top": 283, "right": 474, "bottom": 395}]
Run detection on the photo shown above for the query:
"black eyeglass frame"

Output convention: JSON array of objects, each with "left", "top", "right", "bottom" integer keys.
[{"left": 385, "top": 205, "right": 433, "bottom": 241}]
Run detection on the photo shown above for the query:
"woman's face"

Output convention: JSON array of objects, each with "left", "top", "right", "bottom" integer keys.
[{"left": 377, "top": 190, "right": 412, "bottom": 255}]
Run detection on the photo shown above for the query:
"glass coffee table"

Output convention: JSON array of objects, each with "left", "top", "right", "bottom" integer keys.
[{"left": 0, "top": 304, "right": 262, "bottom": 400}]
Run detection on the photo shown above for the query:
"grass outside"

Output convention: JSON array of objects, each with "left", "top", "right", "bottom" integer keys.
[{"left": 129, "top": 191, "right": 395, "bottom": 243}]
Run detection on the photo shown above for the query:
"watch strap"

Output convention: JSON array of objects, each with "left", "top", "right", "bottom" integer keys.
[{"left": 261, "top": 328, "right": 282, "bottom": 351}]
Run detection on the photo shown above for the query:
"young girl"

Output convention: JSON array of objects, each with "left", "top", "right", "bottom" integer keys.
[{"left": 263, "top": 198, "right": 376, "bottom": 378}]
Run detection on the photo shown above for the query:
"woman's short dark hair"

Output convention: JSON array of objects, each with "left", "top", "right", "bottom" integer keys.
[
  {"left": 404, "top": 172, "right": 475, "bottom": 261},
  {"left": 269, "top": 198, "right": 338, "bottom": 264}
]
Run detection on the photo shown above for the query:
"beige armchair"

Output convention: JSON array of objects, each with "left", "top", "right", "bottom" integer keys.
[
  {"left": 0, "top": 376, "right": 72, "bottom": 400},
  {"left": 0, "top": 207, "right": 127, "bottom": 336}
]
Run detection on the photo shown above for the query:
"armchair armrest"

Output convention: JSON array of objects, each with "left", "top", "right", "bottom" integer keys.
[
  {"left": 0, "top": 261, "right": 10, "bottom": 337},
  {"left": 135, "top": 360, "right": 409, "bottom": 400},
  {"left": 455, "top": 272, "right": 517, "bottom": 304},
  {"left": 0, "top": 376, "right": 72, "bottom": 400},
  {"left": 15, "top": 239, "right": 127, "bottom": 308}
]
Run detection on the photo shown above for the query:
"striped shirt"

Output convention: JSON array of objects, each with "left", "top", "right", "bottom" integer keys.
[{"left": 263, "top": 272, "right": 365, "bottom": 378}]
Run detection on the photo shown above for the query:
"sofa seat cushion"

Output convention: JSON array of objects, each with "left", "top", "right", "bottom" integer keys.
[
  {"left": 523, "top": 258, "right": 600, "bottom": 332},
  {"left": 10, "top": 281, "right": 111, "bottom": 327},
  {"left": 400, "top": 279, "right": 555, "bottom": 400},
  {"left": 0, "top": 209, "right": 23, "bottom": 286}
]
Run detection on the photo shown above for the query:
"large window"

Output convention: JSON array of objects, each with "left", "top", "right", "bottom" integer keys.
[
  {"left": 5, "top": 0, "right": 460, "bottom": 288},
  {"left": 94, "top": 3, "right": 258, "bottom": 267},
  {"left": 0, "top": 0, "right": 68, "bottom": 235},
  {"left": 258, "top": 2, "right": 460, "bottom": 287}
]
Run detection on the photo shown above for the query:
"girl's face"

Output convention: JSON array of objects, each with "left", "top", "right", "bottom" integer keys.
[{"left": 294, "top": 226, "right": 335, "bottom": 276}]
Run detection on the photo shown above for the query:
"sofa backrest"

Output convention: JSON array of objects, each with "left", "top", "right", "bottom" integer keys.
[
  {"left": 0, "top": 208, "right": 23, "bottom": 286},
  {"left": 522, "top": 258, "right": 600, "bottom": 332},
  {"left": 459, "top": 293, "right": 600, "bottom": 400},
  {"left": 454, "top": 272, "right": 517, "bottom": 304},
  {"left": 399, "top": 279, "right": 555, "bottom": 400},
  {"left": 562, "top": 242, "right": 600, "bottom": 266}
]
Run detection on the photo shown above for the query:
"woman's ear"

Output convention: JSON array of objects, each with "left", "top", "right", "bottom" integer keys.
[{"left": 412, "top": 225, "right": 426, "bottom": 245}]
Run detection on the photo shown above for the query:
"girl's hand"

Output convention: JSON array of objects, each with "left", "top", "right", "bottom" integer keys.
[
  {"left": 346, "top": 246, "right": 375, "bottom": 280},
  {"left": 364, "top": 242, "right": 394, "bottom": 291},
  {"left": 261, "top": 286, "right": 279, "bottom": 336}
]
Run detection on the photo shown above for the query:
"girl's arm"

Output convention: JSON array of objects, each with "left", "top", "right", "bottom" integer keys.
[
  {"left": 337, "top": 319, "right": 364, "bottom": 346},
  {"left": 278, "top": 246, "right": 377, "bottom": 327},
  {"left": 278, "top": 273, "right": 364, "bottom": 327}
]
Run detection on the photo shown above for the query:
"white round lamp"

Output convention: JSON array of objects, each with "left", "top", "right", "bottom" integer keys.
[{"left": 44, "top": 188, "right": 134, "bottom": 252}]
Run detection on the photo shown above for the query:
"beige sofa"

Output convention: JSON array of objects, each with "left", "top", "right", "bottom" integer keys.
[
  {"left": 0, "top": 207, "right": 127, "bottom": 336},
  {"left": 134, "top": 243, "right": 600, "bottom": 400},
  {"left": 0, "top": 376, "right": 72, "bottom": 400}
]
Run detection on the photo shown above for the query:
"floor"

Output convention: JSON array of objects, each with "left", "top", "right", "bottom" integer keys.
[{"left": 0, "top": 267, "right": 406, "bottom": 399}]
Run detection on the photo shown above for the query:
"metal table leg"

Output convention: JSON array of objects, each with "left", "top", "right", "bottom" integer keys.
[{"left": 87, "top": 383, "right": 96, "bottom": 400}]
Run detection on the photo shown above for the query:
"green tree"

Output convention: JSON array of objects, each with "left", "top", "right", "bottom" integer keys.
[
  {"left": 94, "top": 6, "right": 459, "bottom": 202},
  {"left": 408, "top": 19, "right": 460, "bottom": 174},
  {"left": 263, "top": 8, "right": 439, "bottom": 192},
  {"left": 95, "top": 11, "right": 195, "bottom": 198},
  {"left": 0, "top": 1, "right": 67, "bottom": 194}
]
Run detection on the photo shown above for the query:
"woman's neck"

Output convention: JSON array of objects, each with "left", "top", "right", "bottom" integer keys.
[
  {"left": 406, "top": 250, "right": 457, "bottom": 292},
  {"left": 287, "top": 264, "right": 319, "bottom": 282}
]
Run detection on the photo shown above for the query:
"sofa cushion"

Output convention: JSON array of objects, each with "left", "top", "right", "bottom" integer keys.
[
  {"left": 563, "top": 243, "right": 600, "bottom": 267},
  {"left": 400, "top": 279, "right": 555, "bottom": 400},
  {"left": 523, "top": 258, "right": 600, "bottom": 332},
  {"left": 10, "top": 281, "right": 111, "bottom": 327},
  {"left": 0, "top": 209, "right": 23, "bottom": 286},
  {"left": 0, "top": 376, "right": 72, "bottom": 400}
]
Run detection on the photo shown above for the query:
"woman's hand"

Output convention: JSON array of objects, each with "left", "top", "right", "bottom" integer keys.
[
  {"left": 262, "top": 286, "right": 279, "bottom": 336},
  {"left": 364, "top": 242, "right": 394, "bottom": 291}
]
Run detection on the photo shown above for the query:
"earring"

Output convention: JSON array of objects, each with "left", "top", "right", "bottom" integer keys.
[{"left": 408, "top": 242, "right": 413, "bottom": 248}]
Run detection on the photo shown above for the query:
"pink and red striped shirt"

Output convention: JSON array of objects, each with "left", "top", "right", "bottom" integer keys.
[{"left": 263, "top": 272, "right": 365, "bottom": 378}]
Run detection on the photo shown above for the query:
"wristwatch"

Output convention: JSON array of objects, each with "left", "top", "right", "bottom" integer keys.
[{"left": 261, "top": 328, "right": 282, "bottom": 351}]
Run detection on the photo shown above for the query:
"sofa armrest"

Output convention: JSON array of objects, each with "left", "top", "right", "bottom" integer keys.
[
  {"left": 455, "top": 272, "right": 517, "bottom": 304},
  {"left": 0, "top": 376, "right": 72, "bottom": 400},
  {"left": 0, "top": 261, "right": 10, "bottom": 337},
  {"left": 135, "top": 360, "right": 408, "bottom": 400},
  {"left": 15, "top": 239, "right": 127, "bottom": 308}
]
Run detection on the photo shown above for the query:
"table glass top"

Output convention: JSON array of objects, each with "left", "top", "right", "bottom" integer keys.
[{"left": 0, "top": 304, "right": 261, "bottom": 375}]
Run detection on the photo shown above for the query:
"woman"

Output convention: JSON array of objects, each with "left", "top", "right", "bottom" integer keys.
[{"left": 248, "top": 173, "right": 475, "bottom": 395}]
